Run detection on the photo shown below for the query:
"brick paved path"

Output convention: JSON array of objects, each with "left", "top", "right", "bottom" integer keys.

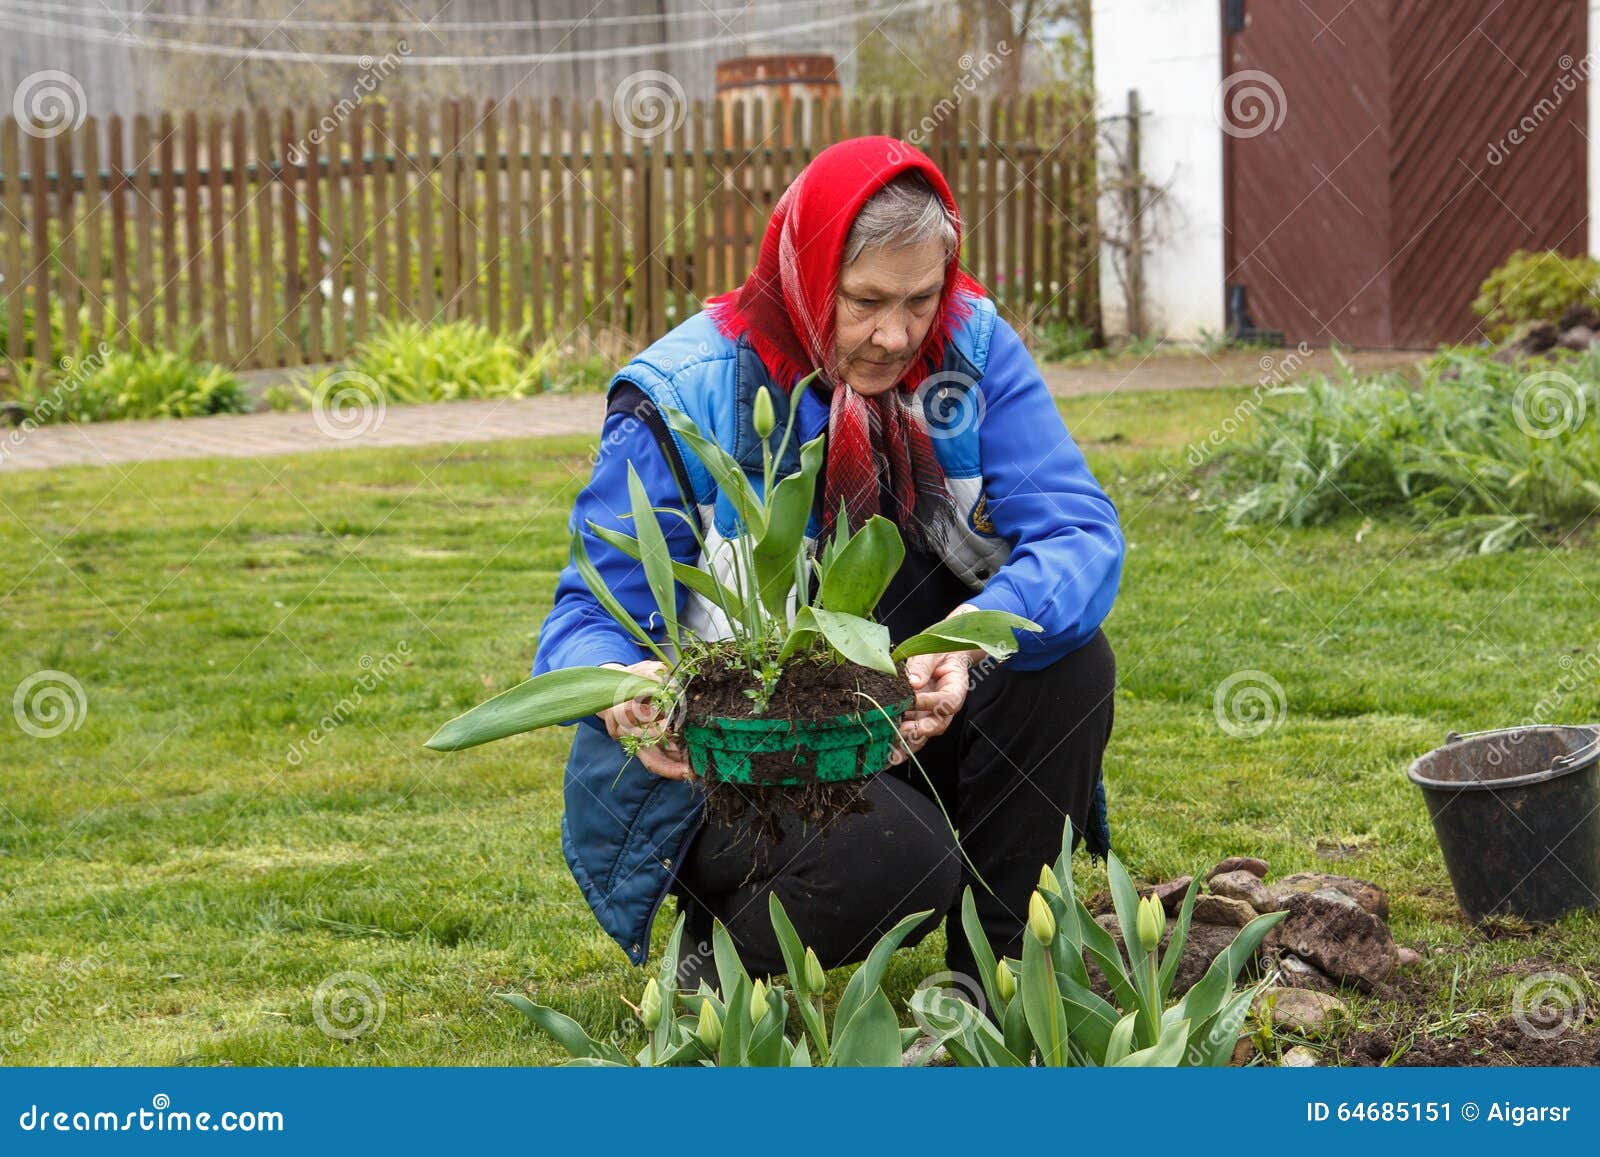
[
  {"left": 0, "top": 393, "right": 605, "bottom": 473},
  {"left": 0, "top": 349, "right": 1423, "bottom": 473}
]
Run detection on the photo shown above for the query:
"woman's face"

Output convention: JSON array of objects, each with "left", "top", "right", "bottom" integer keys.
[{"left": 832, "top": 239, "right": 948, "bottom": 397}]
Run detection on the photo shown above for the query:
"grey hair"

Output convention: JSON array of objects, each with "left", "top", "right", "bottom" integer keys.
[{"left": 841, "top": 171, "right": 959, "bottom": 269}]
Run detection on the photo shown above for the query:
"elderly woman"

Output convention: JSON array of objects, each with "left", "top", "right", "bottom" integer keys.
[{"left": 532, "top": 136, "right": 1123, "bottom": 987}]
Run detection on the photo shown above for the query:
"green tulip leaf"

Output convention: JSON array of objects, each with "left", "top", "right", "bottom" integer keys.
[
  {"left": 808, "top": 607, "right": 895, "bottom": 674},
  {"left": 1020, "top": 933, "right": 1069, "bottom": 1066},
  {"left": 571, "top": 528, "right": 670, "bottom": 664},
  {"left": 751, "top": 434, "right": 825, "bottom": 618},
  {"left": 818, "top": 515, "right": 903, "bottom": 617},
  {"left": 624, "top": 464, "right": 683, "bottom": 650},
  {"left": 425, "top": 666, "right": 661, "bottom": 751},
  {"left": 590, "top": 524, "right": 742, "bottom": 619},
  {"left": 829, "top": 988, "right": 903, "bottom": 1067},
  {"left": 831, "top": 908, "right": 932, "bottom": 1051},
  {"left": 891, "top": 609, "right": 1042, "bottom": 662},
  {"left": 497, "top": 994, "right": 628, "bottom": 1065},
  {"left": 663, "top": 408, "right": 768, "bottom": 538},
  {"left": 1117, "top": 1020, "right": 1191, "bottom": 1067}
]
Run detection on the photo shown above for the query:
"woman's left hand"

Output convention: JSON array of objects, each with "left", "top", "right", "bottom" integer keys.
[{"left": 888, "top": 604, "right": 986, "bottom": 766}]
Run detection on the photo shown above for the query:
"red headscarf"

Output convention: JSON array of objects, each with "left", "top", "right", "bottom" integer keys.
[{"left": 703, "top": 136, "right": 988, "bottom": 551}]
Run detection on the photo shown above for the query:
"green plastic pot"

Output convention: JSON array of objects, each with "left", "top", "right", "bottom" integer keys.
[{"left": 683, "top": 697, "right": 914, "bottom": 787}]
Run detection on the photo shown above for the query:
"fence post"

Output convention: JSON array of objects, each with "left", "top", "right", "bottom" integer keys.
[{"left": 1125, "top": 88, "right": 1145, "bottom": 340}]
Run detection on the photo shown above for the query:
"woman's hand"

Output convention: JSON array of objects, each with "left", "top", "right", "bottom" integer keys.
[
  {"left": 888, "top": 603, "right": 986, "bottom": 767},
  {"left": 598, "top": 660, "right": 695, "bottom": 781}
]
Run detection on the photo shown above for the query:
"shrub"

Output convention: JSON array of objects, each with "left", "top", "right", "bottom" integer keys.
[
  {"left": 12, "top": 336, "right": 249, "bottom": 424},
  {"left": 1473, "top": 249, "right": 1600, "bottom": 340},
  {"left": 282, "top": 319, "right": 585, "bottom": 408},
  {"left": 1207, "top": 347, "right": 1600, "bottom": 553}
]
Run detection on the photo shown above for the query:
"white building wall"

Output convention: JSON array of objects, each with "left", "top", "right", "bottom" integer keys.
[{"left": 1091, "top": 0, "right": 1226, "bottom": 341}]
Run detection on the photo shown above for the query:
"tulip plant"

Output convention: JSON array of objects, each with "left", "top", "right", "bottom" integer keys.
[
  {"left": 911, "top": 818, "right": 1287, "bottom": 1067},
  {"left": 425, "top": 372, "right": 1037, "bottom": 752},
  {"left": 501, "top": 893, "right": 930, "bottom": 1066}
]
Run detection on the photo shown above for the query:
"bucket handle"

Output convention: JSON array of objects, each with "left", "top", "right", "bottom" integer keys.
[{"left": 1443, "top": 725, "right": 1600, "bottom": 772}]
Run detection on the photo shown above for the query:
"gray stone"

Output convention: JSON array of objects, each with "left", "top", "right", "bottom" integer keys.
[
  {"left": 1208, "top": 855, "right": 1270, "bottom": 880},
  {"left": 1275, "top": 953, "right": 1336, "bottom": 993},
  {"left": 1193, "top": 893, "right": 1257, "bottom": 928},
  {"left": 1146, "top": 875, "right": 1194, "bottom": 916},
  {"left": 1253, "top": 986, "right": 1348, "bottom": 1034},
  {"left": 1208, "top": 870, "right": 1274, "bottom": 913},
  {"left": 1395, "top": 946, "right": 1422, "bottom": 967},
  {"left": 1263, "top": 889, "right": 1397, "bottom": 992},
  {"left": 1559, "top": 325, "right": 1596, "bottom": 351},
  {"left": 1280, "top": 1045, "right": 1320, "bottom": 1067},
  {"left": 1266, "top": 872, "right": 1389, "bottom": 920}
]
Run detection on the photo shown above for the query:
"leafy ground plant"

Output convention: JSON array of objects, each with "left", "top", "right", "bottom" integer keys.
[
  {"left": 1206, "top": 347, "right": 1600, "bottom": 553},
  {"left": 502, "top": 894, "right": 929, "bottom": 1067},
  {"left": 912, "top": 820, "right": 1287, "bottom": 1066},
  {"left": 12, "top": 334, "right": 248, "bottom": 424},
  {"left": 269, "top": 319, "right": 605, "bottom": 410},
  {"left": 1472, "top": 248, "right": 1600, "bottom": 340}
]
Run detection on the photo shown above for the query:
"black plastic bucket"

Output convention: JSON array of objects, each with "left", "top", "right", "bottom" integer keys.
[{"left": 1407, "top": 725, "right": 1600, "bottom": 923}]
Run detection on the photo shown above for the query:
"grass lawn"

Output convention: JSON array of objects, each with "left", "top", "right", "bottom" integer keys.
[{"left": 3, "top": 383, "right": 1598, "bottom": 1065}]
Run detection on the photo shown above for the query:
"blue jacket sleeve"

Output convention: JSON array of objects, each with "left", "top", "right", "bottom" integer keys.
[
  {"left": 531, "top": 395, "right": 701, "bottom": 726},
  {"left": 965, "top": 317, "right": 1125, "bottom": 668}
]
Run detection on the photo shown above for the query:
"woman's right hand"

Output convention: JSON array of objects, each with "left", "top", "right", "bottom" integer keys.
[{"left": 598, "top": 660, "right": 696, "bottom": 781}]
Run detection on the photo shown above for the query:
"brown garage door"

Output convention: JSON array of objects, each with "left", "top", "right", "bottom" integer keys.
[{"left": 1223, "top": 0, "right": 1588, "bottom": 349}]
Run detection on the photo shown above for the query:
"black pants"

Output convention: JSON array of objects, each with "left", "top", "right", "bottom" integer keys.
[{"left": 668, "top": 628, "right": 1116, "bottom": 990}]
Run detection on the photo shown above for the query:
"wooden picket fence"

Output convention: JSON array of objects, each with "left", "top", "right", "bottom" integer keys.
[{"left": 0, "top": 91, "right": 1098, "bottom": 377}]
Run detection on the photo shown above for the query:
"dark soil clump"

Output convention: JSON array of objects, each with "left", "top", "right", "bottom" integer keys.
[
  {"left": 681, "top": 654, "right": 914, "bottom": 844},
  {"left": 1340, "top": 1018, "right": 1600, "bottom": 1066},
  {"left": 683, "top": 654, "right": 911, "bottom": 726}
]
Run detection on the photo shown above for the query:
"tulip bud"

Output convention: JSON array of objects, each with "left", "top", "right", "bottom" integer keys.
[
  {"left": 695, "top": 999, "right": 722, "bottom": 1048},
  {"left": 1136, "top": 894, "right": 1166, "bottom": 953},
  {"left": 804, "top": 947, "right": 827, "bottom": 995},
  {"left": 995, "top": 960, "right": 1016, "bottom": 1003},
  {"left": 1027, "top": 890, "right": 1056, "bottom": 945},
  {"left": 1037, "top": 865, "right": 1062, "bottom": 897},
  {"left": 753, "top": 386, "right": 776, "bottom": 439},
  {"left": 640, "top": 977, "right": 663, "bottom": 1031},
  {"left": 749, "top": 978, "right": 769, "bottom": 1025}
]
